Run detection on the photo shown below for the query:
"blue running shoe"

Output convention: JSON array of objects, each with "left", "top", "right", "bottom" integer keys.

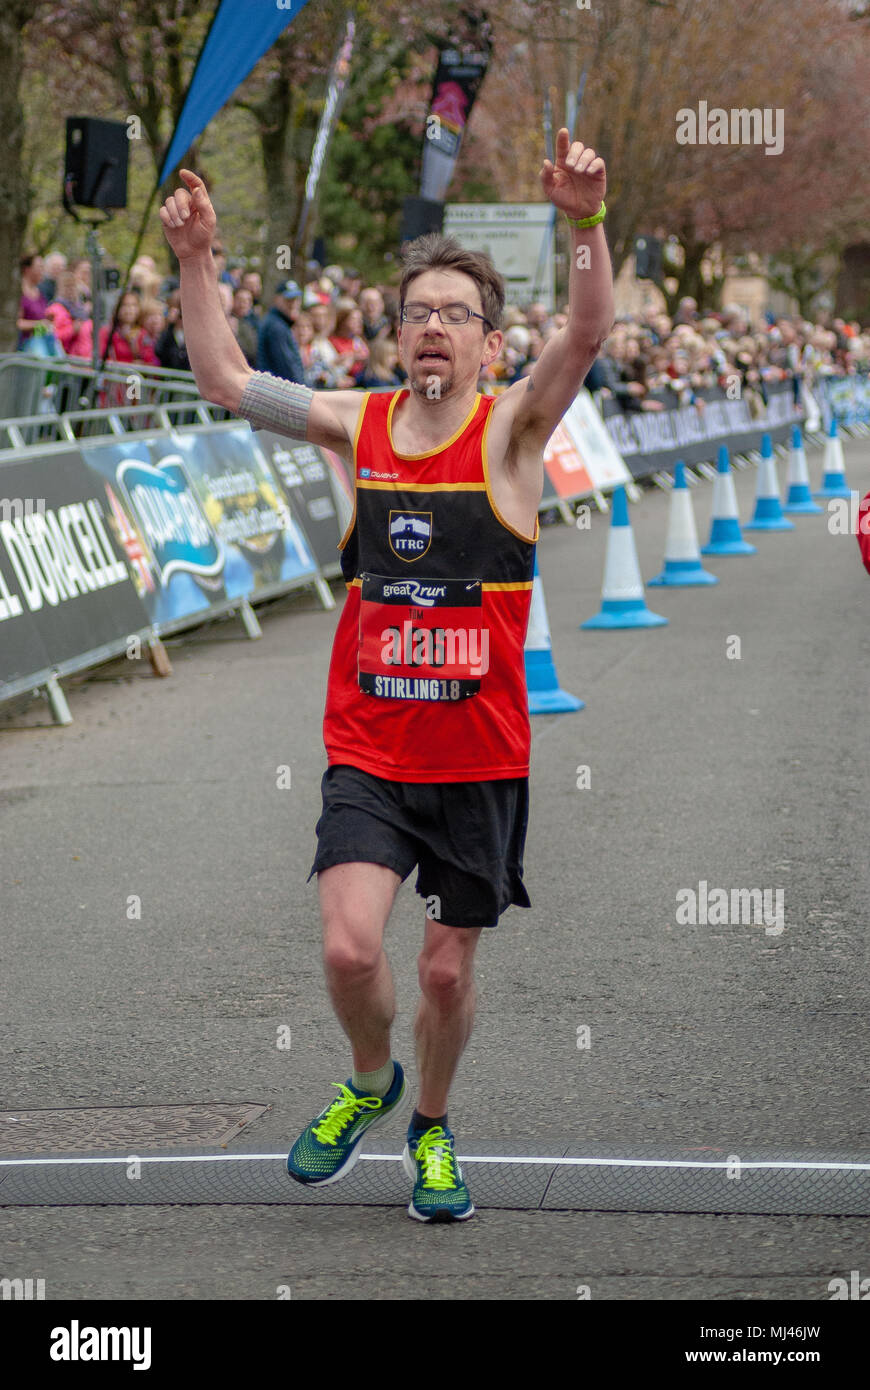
[
  {"left": 287, "top": 1060, "right": 409, "bottom": 1185},
  {"left": 401, "top": 1124, "right": 475, "bottom": 1222}
]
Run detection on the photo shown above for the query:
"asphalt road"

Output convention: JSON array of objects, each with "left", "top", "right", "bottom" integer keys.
[{"left": 1, "top": 437, "right": 868, "bottom": 1301}]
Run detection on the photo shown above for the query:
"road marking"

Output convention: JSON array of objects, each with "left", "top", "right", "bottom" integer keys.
[{"left": 1, "top": 1153, "right": 869, "bottom": 1171}]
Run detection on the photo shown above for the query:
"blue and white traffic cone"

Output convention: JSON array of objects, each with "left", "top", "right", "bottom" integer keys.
[
  {"left": 648, "top": 462, "right": 718, "bottom": 586},
  {"left": 745, "top": 433, "right": 794, "bottom": 531},
  {"left": 581, "top": 486, "right": 668, "bottom": 628},
  {"left": 783, "top": 425, "right": 823, "bottom": 514},
  {"left": 525, "top": 551, "right": 583, "bottom": 713},
  {"left": 813, "top": 418, "right": 851, "bottom": 498},
  {"left": 701, "top": 446, "right": 757, "bottom": 555}
]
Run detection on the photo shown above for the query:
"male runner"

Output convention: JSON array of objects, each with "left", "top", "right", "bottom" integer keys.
[{"left": 160, "top": 128, "right": 613, "bottom": 1222}]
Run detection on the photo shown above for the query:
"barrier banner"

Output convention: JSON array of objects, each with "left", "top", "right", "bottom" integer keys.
[
  {"left": 152, "top": 427, "right": 318, "bottom": 593},
  {"left": 79, "top": 425, "right": 319, "bottom": 631},
  {"left": 0, "top": 449, "right": 149, "bottom": 693},
  {"left": 816, "top": 374, "right": 870, "bottom": 428},
  {"left": 324, "top": 446, "right": 354, "bottom": 534},
  {"left": 542, "top": 389, "right": 632, "bottom": 502},
  {"left": 600, "top": 379, "right": 802, "bottom": 479},
  {"left": 255, "top": 431, "right": 351, "bottom": 575},
  {"left": 80, "top": 435, "right": 225, "bottom": 630}
]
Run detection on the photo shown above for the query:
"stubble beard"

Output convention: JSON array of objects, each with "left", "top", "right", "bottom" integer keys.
[{"left": 409, "top": 362, "right": 454, "bottom": 400}]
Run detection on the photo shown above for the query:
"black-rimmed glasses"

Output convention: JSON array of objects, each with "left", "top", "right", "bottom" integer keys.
[{"left": 401, "top": 302, "right": 493, "bottom": 331}]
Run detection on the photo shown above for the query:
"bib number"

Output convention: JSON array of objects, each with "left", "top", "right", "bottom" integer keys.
[{"left": 358, "top": 572, "right": 485, "bottom": 702}]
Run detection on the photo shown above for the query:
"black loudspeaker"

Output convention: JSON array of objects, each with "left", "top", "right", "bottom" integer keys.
[
  {"left": 64, "top": 118, "right": 129, "bottom": 210},
  {"left": 634, "top": 236, "right": 663, "bottom": 284},
  {"left": 400, "top": 196, "right": 445, "bottom": 246}
]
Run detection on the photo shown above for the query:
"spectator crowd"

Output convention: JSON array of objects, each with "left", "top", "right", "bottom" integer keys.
[
  {"left": 584, "top": 298, "right": 869, "bottom": 415},
  {"left": 17, "top": 248, "right": 870, "bottom": 409}
]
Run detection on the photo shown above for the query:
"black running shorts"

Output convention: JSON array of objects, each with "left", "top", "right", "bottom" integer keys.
[{"left": 307, "top": 763, "right": 532, "bottom": 929}]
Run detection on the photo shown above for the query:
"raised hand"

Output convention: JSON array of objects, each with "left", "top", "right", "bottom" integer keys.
[
  {"left": 159, "top": 169, "right": 216, "bottom": 261},
  {"left": 540, "top": 129, "right": 606, "bottom": 221}
]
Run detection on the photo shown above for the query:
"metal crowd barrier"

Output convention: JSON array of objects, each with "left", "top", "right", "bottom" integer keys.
[
  {"left": 0, "top": 398, "right": 344, "bottom": 723},
  {"left": 56, "top": 401, "right": 228, "bottom": 440},
  {"left": 0, "top": 353, "right": 202, "bottom": 422},
  {"left": 0, "top": 413, "right": 65, "bottom": 450},
  {"left": 0, "top": 403, "right": 231, "bottom": 450}
]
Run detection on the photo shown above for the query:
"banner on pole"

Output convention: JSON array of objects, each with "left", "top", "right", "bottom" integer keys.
[
  {"left": 420, "top": 11, "right": 493, "bottom": 203},
  {"left": 297, "top": 16, "right": 356, "bottom": 251},
  {"left": 159, "top": 0, "right": 312, "bottom": 183}
]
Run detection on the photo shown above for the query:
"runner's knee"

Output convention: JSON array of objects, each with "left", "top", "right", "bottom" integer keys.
[
  {"left": 322, "top": 911, "right": 385, "bottom": 978},
  {"left": 418, "top": 949, "right": 473, "bottom": 1001}
]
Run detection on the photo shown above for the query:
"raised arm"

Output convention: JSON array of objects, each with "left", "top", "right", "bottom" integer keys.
[
  {"left": 159, "top": 170, "right": 360, "bottom": 455},
  {"left": 502, "top": 130, "right": 615, "bottom": 449},
  {"left": 158, "top": 170, "right": 250, "bottom": 409}
]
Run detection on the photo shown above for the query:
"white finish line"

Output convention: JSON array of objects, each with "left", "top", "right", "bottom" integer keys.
[{"left": 2, "top": 1153, "right": 869, "bottom": 1171}]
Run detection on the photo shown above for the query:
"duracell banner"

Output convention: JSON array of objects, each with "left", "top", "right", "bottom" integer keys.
[{"left": 0, "top": 448, "right": 149, "bottom": 693}]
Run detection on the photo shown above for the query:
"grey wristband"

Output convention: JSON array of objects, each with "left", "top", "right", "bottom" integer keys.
[{"left": 236, "top": 370, "right": 313, "bottom": 439}]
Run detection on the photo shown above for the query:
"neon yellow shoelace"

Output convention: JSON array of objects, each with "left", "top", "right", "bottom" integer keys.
[
  {"left": 414, "top": 1127, "right": 456, "bottom": 1189},
  {"left": 312, "top": 1083, "right": 381, "bottom": 1145}
]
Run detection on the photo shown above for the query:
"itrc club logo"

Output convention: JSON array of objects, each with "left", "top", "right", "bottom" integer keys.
[{"left": 389, "top": 510, "right": 432, "bottom": 561}]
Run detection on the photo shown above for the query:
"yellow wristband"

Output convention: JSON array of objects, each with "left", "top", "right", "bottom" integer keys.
[{"left": 564, "top": 202, "right": 606, "bottom": 229}]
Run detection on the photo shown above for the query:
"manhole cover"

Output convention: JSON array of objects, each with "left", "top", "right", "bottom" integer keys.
[{"left": 0, "top": 1104, "right": 270, "bottom": 1156}]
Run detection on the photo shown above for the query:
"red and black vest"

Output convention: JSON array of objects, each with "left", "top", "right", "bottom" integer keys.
[{"left": 323, "top": 388, "right": 537, "bottom": 782}]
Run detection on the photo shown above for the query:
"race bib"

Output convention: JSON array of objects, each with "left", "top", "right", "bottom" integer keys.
[{"left": 358, "top": 572, "right": 486, "bottom": 701}]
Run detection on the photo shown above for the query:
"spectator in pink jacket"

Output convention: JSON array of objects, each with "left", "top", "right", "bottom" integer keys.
[
  {"left": 98, "top": 291, "right": 159, "bottom": 366},
  {"left": 46, "top": 270, "right": 93, "bottom": 357}
]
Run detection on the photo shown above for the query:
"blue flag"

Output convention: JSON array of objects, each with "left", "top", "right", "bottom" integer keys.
[{"left": 159, "top": 0, "right": 311, "bottom": 184}]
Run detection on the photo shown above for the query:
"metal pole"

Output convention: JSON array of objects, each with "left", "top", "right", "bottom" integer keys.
[{"left": 86, "top": 223, "right": 104, "bottom": 377}]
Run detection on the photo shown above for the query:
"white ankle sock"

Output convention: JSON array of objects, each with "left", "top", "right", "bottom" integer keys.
[{"left": 352, "top": 1059, "right": 395, "bottom": 1097}]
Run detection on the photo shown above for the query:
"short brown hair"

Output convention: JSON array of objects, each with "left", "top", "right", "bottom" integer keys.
[
  {"left": 333, "top": 302, "right": 361, "bottom": 337},
  {"left": 399, "top": 233, "right": 504, "bottom": 333}
]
